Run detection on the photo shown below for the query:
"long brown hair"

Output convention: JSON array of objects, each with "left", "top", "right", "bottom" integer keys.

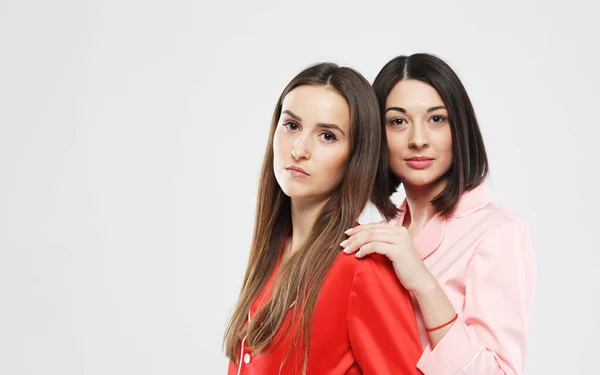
[
  {"left": 372, "top": 53, "right": 489, "bottom": 216},
  {"left": 224, "top": 62, "right": 396, "bottom": 372}
]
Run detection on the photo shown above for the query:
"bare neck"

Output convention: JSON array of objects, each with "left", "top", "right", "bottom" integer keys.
[
  {"left": 403, "top": 180, "right": 446, "bottom": 236},
  {"left": 283, "top": 197, "right": 328, "bottom": 260}
]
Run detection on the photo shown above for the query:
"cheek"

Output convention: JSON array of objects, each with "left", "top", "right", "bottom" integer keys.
[
  {"left": 442, "top": 142, "right": 452, "bottom": 158},
  {"left": 318, "top": 147, "right": 350, "bottom": 180},
  {"left": 436, "top": 130, "right": 453, "bottom": 159},
  {"left": 386, "top": 130, "right": 406, "bottom": 158},
  {"left": 272, "top": 131, "right": 288, "bottom": 163}
]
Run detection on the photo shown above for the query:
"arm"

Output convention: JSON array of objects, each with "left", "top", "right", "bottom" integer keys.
[
  {"left": 347, "top": 254, "right": 423, "bottom": 375},
  {"left": 417, "top": 219, "right": 537, "bottom": 375},
  {"left": 344, "top": 223, "right": 458, "bottom": 348},
  {"left": 412, "top": 277, "right": 458, "bottom": 348}
]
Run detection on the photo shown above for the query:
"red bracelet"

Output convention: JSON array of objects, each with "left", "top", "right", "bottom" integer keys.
[{"left": 425, "top": 313, "right": 458, "bottom": 332}]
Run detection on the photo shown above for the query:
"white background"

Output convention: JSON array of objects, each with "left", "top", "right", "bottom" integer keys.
[{"left": 1, "top": 0, "right": 598, "bottom": 374}]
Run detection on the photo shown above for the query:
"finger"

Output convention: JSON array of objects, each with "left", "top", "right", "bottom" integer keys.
[
  {"left": 342, "top": 226, "right": 390, "bottom": 245},
  {"left": 341, "top": 225, "right": 406, "bottom": 249},
  {"left": 342, "top": 231, "right": 398, "bottom": 254},
  {"left": 355, "top": 242, "right": 395, "bottom": 259},
  {"left": 349, "top": 224, "right": 409, "bottom": 241},
  {"left": 344, "top": 222, "right": 393, "bottom": 236}
]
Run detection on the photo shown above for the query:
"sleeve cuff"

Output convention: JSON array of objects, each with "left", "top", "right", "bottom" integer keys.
[{"left": 417, "top": 318, "right": 484, "bottom": 375}]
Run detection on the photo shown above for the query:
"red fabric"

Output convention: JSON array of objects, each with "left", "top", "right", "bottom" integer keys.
[{"left": 228, "top": 249, "right": 422, "bottom": 374}]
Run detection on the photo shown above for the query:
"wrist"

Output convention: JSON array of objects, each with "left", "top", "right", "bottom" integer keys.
[{"left": 411, "top": 273, "right": 441, "bottom": 300}]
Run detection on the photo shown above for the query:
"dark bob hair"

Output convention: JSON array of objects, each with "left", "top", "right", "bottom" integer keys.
[{"left": 371, "top": 53, "right": 489, "bottom": 217}]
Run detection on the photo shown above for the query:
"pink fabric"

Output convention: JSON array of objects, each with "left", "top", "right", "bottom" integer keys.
[{"left": 391, "top": 184, "right": 536, "bottom": 375}]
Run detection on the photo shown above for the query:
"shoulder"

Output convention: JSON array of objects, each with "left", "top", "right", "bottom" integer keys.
[
  {"left": 353, "top": 253, "right": 401, "bottom": 287},
  {"left": 329, "top": 252, "right": 398, "bottom": 285},
  {"left": 449, "top": 199, "right": 528, "bottom": 240},
  {"left": 345, "top": 253, "right": 413, "bottom": 318},
  {"left": 463, "top": 203, "right": 534, "bottom": 264}
]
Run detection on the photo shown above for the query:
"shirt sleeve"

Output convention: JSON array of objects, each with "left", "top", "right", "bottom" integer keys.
[
  {"left": 417, "top": 219, "right": 537, "bottom": 375},
  {"left": 347, "top": 254, "right": 423, "bottom": 375}
]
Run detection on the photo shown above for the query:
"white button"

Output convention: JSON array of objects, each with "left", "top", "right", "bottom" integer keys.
[{"left": 243, "top": 353, "right": 251, "bottom": 364}]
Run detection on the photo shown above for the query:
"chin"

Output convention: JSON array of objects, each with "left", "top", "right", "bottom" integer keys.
[
  {"left": 400, "top": 174, "right": 431, "bottom": 185},
  {"left": 398, "top": 171, "right": 443, "bottom": 188},
  {"left": 282, "top": 187, "right": 336, "bottom": 203},
  {"left": 404, "top": 175, "right": 451, "bottom": 192},
  {"left": 279, "top": 186, "right": 313, "bottom": 199},
  {"left": 403, "top": 179, "right": 436, "bottom": 188}
]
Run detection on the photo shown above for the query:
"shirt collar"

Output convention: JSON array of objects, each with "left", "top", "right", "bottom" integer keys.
[{"left": 392, "top": 183, "right": 491, "bottom": 260}]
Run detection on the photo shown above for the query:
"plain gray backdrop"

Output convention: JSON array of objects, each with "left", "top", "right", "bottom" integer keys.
[{"left": 1, "top": 0, "right": 598, "bottom": 374}]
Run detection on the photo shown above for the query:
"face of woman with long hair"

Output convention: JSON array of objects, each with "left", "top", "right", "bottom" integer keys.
[
  {"left": 273, "top": 84, "right": 351, "bottom": 203},
  {"left": 384, "top": 79, "right": 453, "bottom": 190}
]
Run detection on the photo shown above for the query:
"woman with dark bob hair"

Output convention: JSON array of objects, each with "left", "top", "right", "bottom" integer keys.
[{"left": 343, "top": 53, "right": 536, "bottom": 375}]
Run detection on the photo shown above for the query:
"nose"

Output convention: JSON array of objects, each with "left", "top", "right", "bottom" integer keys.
[
  {"left": 291, "top": 133, "right": 310, "bottom": 160},
  {"left": 409, "top": 123, "right": 430, "bottom": 149}
]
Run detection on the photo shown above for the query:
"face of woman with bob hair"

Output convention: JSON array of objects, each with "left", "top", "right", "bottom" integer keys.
[
  {"left": 372, "top": 53, "right": 489, "bottom": 215},
  {"left": 384, "top": 79, "right": 453, "bottom": 191}
]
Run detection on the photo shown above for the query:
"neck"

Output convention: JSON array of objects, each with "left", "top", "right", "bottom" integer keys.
[
  {"left": 403, "top": 178, "right": 447, "bottom": 234},
  {"left": 288, "top": 197, "right": 328, "bottom": 254}
]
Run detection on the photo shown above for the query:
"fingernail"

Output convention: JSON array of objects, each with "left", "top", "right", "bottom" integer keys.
[
  {"left": 343, "top": 247, "right": 351, "bottom": 253},
  {"left": 340, "top": 240, "right": 348, "bottom": 247},
  {"left": 344, "top": 228, "right": 354, "bottom": 235},
  {"left": 355, "top": 252, "right": 362, "bottom": 258}
]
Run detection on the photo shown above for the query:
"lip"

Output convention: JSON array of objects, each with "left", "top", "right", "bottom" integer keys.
[
  {"left": 405, "top": 156, "right": 434, "bottom": 170},
  {"left": 286, "top": 166, "right": 310, "bottom": 177},
  {"left": 406, "top": 156, "right": 434, "bottom": 161}
]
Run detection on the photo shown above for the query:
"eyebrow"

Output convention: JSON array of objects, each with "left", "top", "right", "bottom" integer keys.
[
  {"left": 281, "top": 109, "right": 346, "bottom": 136},
  {"left": 282, "top": 109, "right": 301, "bottom": 121},
  {"left": 426, "top": 106, "right": 446, "bottom": 113},
  {"left": 385, "top": 105, "right": 447, "bottom": 114},
  {"left": 317, "top": 123, "right": 346, "bottom": 136}
]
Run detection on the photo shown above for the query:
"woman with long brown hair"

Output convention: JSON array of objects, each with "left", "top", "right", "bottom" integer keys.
[{"left": 224, "top": 62, "right": 423, "bottom": 374}]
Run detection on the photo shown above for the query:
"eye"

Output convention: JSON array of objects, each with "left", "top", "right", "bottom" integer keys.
[
  {"left": 389, "top": 118, "right": 407, "bottom": 126},
  {"left": 430, "top": 115, "right": 447, "bottom": 123},
  {"left": 283, "top": 121, "right": 300, "bottom": 131},
  {"left": 319, "top": 132, "right": 337, "bottom": 142}
]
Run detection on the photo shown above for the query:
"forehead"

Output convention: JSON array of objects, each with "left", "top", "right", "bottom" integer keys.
[
  {"left": 385, "top": 79, "right": 445, "bottom": 111},
  {"left": 282, "top": 85, "right": 350, "bottom": 127}
]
